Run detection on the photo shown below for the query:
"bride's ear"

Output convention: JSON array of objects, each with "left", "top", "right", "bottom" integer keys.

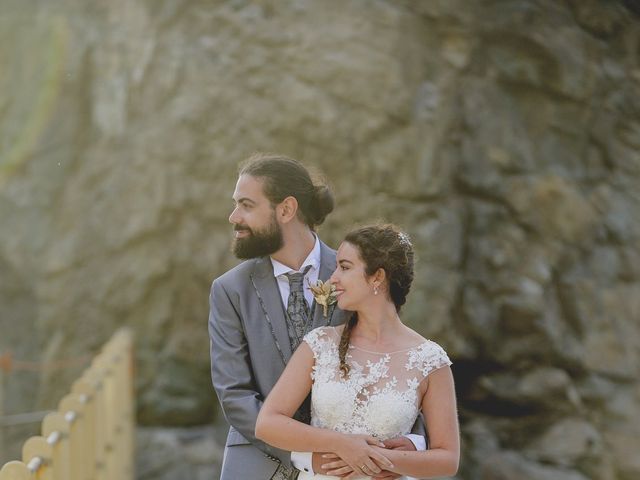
[{"left": 371, "top": 268, "right": 387, "bottom": 289}]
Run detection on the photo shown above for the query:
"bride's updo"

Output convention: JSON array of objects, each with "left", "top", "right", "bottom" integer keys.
[{"left": 338, "top": 224, "right": 415, "bottom": 377}]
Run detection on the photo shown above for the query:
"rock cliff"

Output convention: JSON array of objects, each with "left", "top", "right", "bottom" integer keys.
[{"left": 1, "top": 1, "right": 638, "bottom": 478}]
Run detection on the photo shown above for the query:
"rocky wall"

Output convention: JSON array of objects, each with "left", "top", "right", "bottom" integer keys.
[{"left": 1, "top": 1, "right": 639, "bottom": 478}]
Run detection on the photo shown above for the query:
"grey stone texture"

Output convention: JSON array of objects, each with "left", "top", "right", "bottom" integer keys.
[{"left": 1, "top": 0, "right": 639, "bottom": 478}]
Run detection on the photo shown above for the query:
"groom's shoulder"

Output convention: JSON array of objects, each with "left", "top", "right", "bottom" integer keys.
[
  {"left": 318, "top": 237, "right": 338, "bottom": 256},
  {"left": 213, "top": 258, "right": 261, "bottom": 288}
]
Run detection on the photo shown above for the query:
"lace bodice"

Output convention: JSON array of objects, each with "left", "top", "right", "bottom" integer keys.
[{"left": 303, "top": 326, "right": 452, "bottom": 441}]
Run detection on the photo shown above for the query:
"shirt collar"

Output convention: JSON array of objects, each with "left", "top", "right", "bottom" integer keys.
[{"left": 270, "top": 234, "right": 321, "bottom": 277}]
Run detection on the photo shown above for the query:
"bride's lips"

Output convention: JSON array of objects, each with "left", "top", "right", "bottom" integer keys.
[{"left": 333, "top": 290, "right": 344, "bottom": 297}]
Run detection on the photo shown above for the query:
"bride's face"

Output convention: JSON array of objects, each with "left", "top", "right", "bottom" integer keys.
[{"left": 330, "top": 242, "right": 375, "bottom": 311}]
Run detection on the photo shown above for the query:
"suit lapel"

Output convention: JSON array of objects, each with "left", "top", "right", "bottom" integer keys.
[
  {"left": 311, "top": 241, "right": 338, "bottom": 329},
  {"left": 250, "top": 257, "right": 293, "bottom": 364}
]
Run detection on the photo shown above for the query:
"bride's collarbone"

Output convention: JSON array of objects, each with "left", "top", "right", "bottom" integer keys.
[{"left": 348, "top": 331, "right": 426, "bottom": 354}]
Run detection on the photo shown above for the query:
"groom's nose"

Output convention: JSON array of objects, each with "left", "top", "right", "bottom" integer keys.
[{"left": 229, "top": 207, "right": 241, "bottom": 224}]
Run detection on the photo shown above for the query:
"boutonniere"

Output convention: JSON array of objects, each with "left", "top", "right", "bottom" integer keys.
[{"left": 309, "top": 280, "right": 337, "bottom": 317}]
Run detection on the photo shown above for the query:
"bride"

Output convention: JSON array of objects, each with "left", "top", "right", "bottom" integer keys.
[{"left": 256, "top": 224, "right": 459, "bottom": 479}]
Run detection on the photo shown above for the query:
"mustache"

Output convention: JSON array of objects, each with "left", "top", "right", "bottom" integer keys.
[{"left": 234, "top": 225, "right": 252, "bottom": 233}]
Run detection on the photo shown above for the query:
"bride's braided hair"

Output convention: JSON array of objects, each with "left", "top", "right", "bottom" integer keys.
[{"left": 338, "top": 224, "right": 415, "bottom": 378}]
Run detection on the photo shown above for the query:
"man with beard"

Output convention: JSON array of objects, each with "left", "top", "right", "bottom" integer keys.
[{"left": 209, "top": 153, "right": 423, "bottom": 480}]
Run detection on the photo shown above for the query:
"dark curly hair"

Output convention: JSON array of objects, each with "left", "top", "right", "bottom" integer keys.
[
  {"left": 240, "top": 153, "right": 334, "bottom": 229},
  {"left": 337, "top": 224, "right": 414, "bottom": 377}
]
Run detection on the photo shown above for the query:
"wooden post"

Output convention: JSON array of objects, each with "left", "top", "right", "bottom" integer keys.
[
  {"left": 85, "top": 364, "right": 107, "bottom": 480},
  {"left": 57, "top": 395, "right": 85, "bottom": 480},
  {"left": 1, "top": 329, "right": 135, "bottom": 480},
  {"left": 70, "top": 379, "right": 95, "bottom": 480},
  {"left": 42, "top": 412, "right": 69, "bottom": 480},
  {"left": 0, "top": 461, "right": 31, "bottom": 480},
  {"left": 22, "top": 436, "right": 52, "bottom": 480}
]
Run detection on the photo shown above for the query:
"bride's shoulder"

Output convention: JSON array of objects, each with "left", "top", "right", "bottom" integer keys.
[
  {"left": 303, "top": 325, "right": 340, "bottom": 347},
  {"left": 407, "top": 335, "right": 452, "bottom": 376},
  {"left": 398, "top": 326, "right": 449, "bottom": 366},
  {"left": 402, "top": 327, "right": 447, "bottom": 352}
]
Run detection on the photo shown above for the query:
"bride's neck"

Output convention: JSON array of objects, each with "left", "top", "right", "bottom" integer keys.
[{"left": 353, "top": 301, "right": 403, "bottom": 343}]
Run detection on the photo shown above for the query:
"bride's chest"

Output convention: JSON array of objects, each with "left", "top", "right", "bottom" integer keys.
[{"left": 310, "top": 352, "right": 424, "bottom": 436}]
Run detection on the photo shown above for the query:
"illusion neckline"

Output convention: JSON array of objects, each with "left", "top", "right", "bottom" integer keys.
[{"left": 348, "top": 341, "right": 428, "bottom": 355}]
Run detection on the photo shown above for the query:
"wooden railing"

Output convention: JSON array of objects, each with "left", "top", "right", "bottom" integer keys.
[{"left": 0, "top": 329, "right": 135, "bottom": 480}]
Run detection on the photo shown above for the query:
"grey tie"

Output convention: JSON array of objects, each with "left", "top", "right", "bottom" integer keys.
[
  {"left": 270, "top": 463, "right": 300, "bottom": 480},
  {"left": 285, "top": 265, "right": 312, "bottom": 351}
]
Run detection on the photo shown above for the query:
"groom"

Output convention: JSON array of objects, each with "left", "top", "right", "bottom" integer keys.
[{"left": 209, "top": 153, "right": 422, "bottom": 480}]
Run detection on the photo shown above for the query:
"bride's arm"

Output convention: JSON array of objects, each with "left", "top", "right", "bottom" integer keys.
[
  {"left": 368, "top": 366, "right": 460, "bottom": 478},
  {"left": 255, "top": 342, "right": 394, "bottom": 476},
  {"left": 255, "top": 342, "right": 329, "bottom": 451}
]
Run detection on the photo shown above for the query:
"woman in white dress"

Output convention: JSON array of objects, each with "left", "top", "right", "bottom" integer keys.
[{"left": 256, "top": 224, "right": 459, "bottom": 479}]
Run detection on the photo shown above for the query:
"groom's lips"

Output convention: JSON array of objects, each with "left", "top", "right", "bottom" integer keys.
[{"left": 234, "top": 227, "right": 251, "bottom": 238}]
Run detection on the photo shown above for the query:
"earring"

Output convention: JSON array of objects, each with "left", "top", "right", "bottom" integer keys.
[{"left": 374, "top": 286, "right": 378, "bottom": 296}]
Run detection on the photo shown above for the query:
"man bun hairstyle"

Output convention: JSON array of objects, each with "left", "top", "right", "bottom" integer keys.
[
  {"left": 338, "top": 224, "right": 415, "bottom": 377},
  {"left": 240, "top": 153, "right": 334, "bottom": 229}
]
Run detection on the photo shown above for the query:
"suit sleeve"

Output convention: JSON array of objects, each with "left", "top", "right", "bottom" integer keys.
[
  {"left": 410, "top": 412, "right": 429, "bottom": 448},
  {"left": 208, "top": 278, "right": 291, "bottom": 465}
]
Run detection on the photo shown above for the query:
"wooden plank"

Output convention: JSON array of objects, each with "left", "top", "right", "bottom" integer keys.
[
  {"left": 0, "top": 461, "right": 31, "bottom": 480},
  {"left": 41, "top": 413, "right": 69, "bottom": 480},
  {"left": 58, "top": 395, "right": 86, "bottom": 480},
  {"left": 22, "top": 436, "right": 52, "bottom": 480}
]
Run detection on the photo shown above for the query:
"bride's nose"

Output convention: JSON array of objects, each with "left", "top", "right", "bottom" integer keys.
[{"left": 329, "top": 269, "right": 339, "bottom": 285}]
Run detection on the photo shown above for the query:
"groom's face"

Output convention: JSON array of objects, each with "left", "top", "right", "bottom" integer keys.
[{"left": 229, "top": 174, "right": 284, "bottom": 259}]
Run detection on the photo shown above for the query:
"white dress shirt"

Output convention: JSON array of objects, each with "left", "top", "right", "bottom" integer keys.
[
  {"left": 270, "top": 234, "right": 321, "bottom": 311},
  {"left": 270, "top": 235, "right": 320, "bottom": 475}
]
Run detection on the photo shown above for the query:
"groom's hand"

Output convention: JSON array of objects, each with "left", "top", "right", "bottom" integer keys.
[
  {"left": 368, "top": 436, "right": 417, "bottom": 480},
  {"left": 311, "top": 452, "right": 328, "bottom": 474},
  {"left": 321, "top": 454, "right": 400, "bottom": 479},
  {"left": 317, "top": 453, "right": 354, "bottom": 478},
  {"left": 383, "top": 436, "right": 417, "bottom": 451},
  {"left": 313, "top": 452, "right": 351, "bottom": 476},
  {"left": 319, "top": 437, "right": 415, "bottom": 479}
]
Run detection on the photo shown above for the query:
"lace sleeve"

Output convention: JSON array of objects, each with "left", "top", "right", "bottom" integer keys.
[
  {"left": 303, "top": 326, "right": 331, "bottom": 359},
  {"left": 303, "top": 326, "right": 340, "bottom": 382},
  {"left": 407, "top": 340, "right": 452, "bottom": 377}
]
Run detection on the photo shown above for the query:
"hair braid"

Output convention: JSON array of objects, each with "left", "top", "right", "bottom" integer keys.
[{"left": 338, "top": 313, "right": 358, "bottom": 378}]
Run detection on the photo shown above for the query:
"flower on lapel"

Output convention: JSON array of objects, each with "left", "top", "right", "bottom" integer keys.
[{"left": 309, "top": 279, "right": 337, "bottom": 317}]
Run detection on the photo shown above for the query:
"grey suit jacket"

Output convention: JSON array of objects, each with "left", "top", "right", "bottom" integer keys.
[{"left": 209, "top": 240, "right": 350, "bottom": 480}]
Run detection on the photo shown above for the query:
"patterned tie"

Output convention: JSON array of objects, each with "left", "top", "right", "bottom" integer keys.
[
  {"left": 271, "top": 463, "right": 300, "bottom": 480},
  {"left": 285, "top": 265, "right": 312, "bottom": 352}
]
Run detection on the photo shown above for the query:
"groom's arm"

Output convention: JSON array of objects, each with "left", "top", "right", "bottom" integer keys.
[{"left": 209, "top": 278, "right": 291, "bottom": 465}]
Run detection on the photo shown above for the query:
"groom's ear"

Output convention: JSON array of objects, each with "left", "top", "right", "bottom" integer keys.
[{"left": 276, "top": 196, "right": 298, "bottom": 224}]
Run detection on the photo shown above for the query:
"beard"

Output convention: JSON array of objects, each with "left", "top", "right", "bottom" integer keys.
[{"left": 232, "top": 214, "right": 284, "bottom": 259}]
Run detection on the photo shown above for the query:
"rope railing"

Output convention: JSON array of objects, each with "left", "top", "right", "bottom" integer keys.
[
  {"left": 0, "top": 353, "right": 92, "bottom": 374},
  {"left": 0, "top": 329, "right": 135, "bottom": 480}
]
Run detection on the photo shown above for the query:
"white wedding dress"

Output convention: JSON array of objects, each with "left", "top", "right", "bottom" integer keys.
[{"left": 298, "top": 326, "right": 451, "bottom": 480}]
